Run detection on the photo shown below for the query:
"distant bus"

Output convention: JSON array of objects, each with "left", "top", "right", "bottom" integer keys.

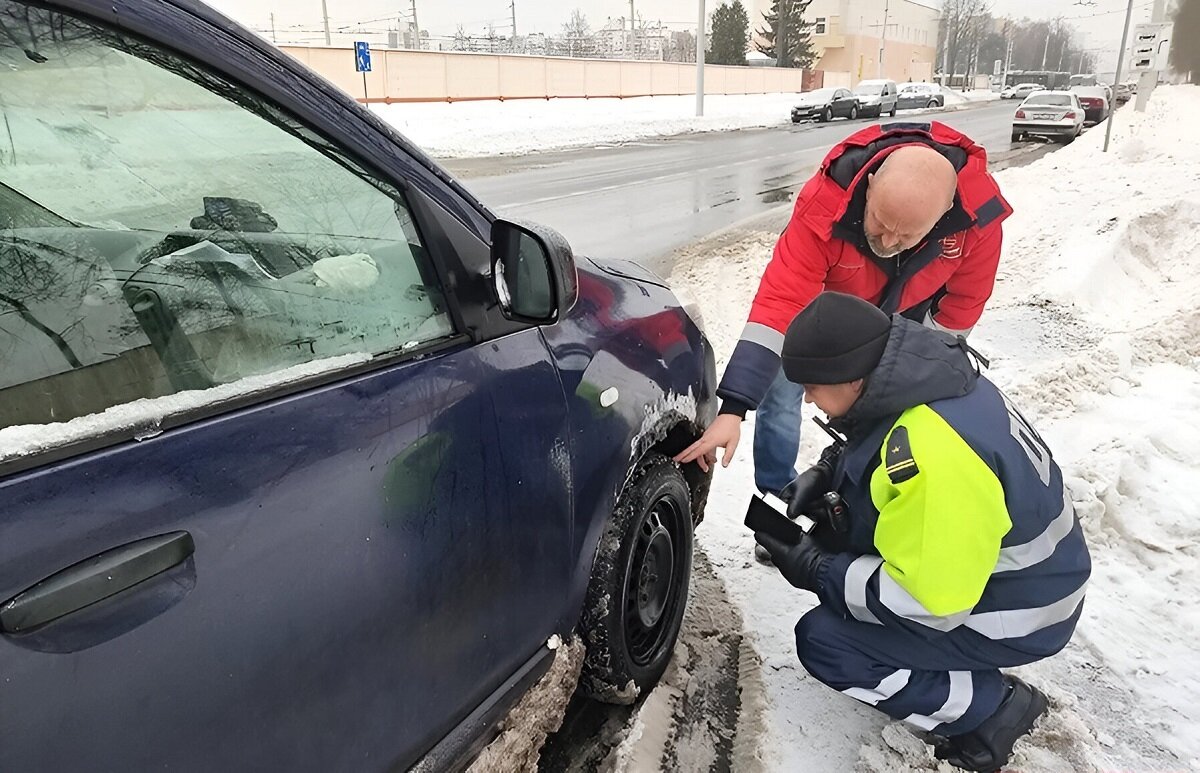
[{"left": 1006, "top": 70, "right": 1072, "bottom": 90}]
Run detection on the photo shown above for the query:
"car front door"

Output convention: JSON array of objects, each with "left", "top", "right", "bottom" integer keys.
[
  {"left": 0, "top": 4, "right": 571, "bottom": 771},
  {"left": 835, "top": 89, "right": 853, "bottom": 116}
]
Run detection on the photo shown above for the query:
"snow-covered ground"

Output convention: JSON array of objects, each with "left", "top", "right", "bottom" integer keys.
[
  {"left": 668, "top": 86, "right": 1200, "bottom": 771},
  {"left": 371, "top": 89, "right": 1001, "bottom": 159},
  {"left": 941, "top": 88, "right": 1002, "bottom": 106},
  {"left": 371, "top": 93, "right": 802, "bottom": 158}
]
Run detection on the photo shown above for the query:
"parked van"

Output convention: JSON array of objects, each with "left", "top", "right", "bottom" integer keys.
[{"left": 853, "top": 79, "right": 900, "bottom": 118}]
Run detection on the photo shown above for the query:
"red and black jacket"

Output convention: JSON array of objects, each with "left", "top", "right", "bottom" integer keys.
[{"left": 718, "top": 121, "right": 1012, "bottom": 417}]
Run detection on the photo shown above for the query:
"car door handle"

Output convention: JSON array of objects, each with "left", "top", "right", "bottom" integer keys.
[{"left": 1, "top": 531, "right": 195, "bottom": 634}]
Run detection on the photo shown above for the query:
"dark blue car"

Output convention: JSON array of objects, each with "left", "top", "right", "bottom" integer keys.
[{"left": 0, "top": 2, "right": 716, "bottom": 769}]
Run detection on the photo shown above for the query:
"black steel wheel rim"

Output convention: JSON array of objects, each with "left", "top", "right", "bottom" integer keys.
[{"left": 623, "top": 495, "right": 687, "bottom": 667}]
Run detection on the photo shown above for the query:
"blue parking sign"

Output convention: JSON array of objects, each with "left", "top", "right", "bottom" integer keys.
[{"left": 354, "top": 41, "right": 371, "bottom": 73}]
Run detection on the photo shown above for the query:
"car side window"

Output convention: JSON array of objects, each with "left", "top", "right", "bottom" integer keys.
[{"left": 0, "top": 3, "right": 454, "bottom": 434}]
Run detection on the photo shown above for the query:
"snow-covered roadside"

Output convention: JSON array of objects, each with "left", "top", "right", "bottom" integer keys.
[
  {"left": 668, "top": 85, "right": 1200, "bottom": 771},
  {"left": 370, "top": 90, "right": 1002, "bottom": 159},
  {"left": 941, "top": 88, "right": 1002, "bottom": 106},
  {"left": 370, "top": 93, "right": 800, "bottom": 158}
]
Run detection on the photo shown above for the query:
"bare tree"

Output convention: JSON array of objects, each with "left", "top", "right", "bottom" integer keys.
[{"left": 937, "top": 0, "right": 990, "bottom": 78}]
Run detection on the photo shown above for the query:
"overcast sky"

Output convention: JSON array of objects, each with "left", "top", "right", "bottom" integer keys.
[{"left": 206, "top": 0, "right": 1159, "bottom": 72}]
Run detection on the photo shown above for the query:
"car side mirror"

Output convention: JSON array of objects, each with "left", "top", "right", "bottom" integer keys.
[{"left": 490, "top": 219, "right": 578, "bottom": 324}]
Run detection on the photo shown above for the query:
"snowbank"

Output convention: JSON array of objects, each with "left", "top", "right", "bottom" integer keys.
[
  {"left": 670, "top": 85, "right": 1200, "bottom": 771},
  {"left": 941, "top": 88, "right": 1002, "bottom": 106},
  {"left": 371, "top": 93, "right": 801, "bottom": 158}
]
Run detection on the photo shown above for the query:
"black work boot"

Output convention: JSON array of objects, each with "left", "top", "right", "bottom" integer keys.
[{"left": 933, "top": 675, "right": 1048, "bottom": 772}]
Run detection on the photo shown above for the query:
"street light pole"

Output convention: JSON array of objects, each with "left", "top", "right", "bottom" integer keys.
[
  {"left": 696, "top": 0, "right": 706, "bottom": 116},
  {"left": 1104, "top": 0, "right": 1137, "bottom": 152},
  {"left": 878, "top": 0, "right": 890, "bottom": 78},
  {"left": 321, "top": 0, "right": 332, "bottom": 45}
]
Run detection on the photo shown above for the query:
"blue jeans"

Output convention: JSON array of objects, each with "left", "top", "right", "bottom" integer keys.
[{"left": 753, "top": 366, "right": 805, "bottom": 495}]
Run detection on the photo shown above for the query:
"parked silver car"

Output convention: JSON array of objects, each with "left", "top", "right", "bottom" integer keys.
[{"left": 1012, "top": 91, "right": 1084, "bottom": 143}]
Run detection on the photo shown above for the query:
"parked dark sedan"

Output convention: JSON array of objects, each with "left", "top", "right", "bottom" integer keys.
[
  {"left": 897, "top": 82, "right": 946, "bottom": 110},
  {"left": 792, "top": 87, "right": 860, "bottom": 122},
  {"left": 0, "top": 1, "right": 717, "bottom": 771},
  {"left": 1071, "top": 86, "right": 1111, "bottom": 125}
]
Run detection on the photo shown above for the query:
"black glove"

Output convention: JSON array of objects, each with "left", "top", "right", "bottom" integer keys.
[
  {"left": 753, "top": 530, "right": 830, "bottom": 593},
  {"left": 782, "top": 462, "right": 832, "bottom": 521}
]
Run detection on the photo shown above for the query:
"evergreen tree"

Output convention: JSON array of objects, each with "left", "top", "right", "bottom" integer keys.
[
  {"left": 710, "top": 1, "right": 750, "bottom": 66},
  {"left": 755, "top": 0, "right": 816, "bottom": 68}
]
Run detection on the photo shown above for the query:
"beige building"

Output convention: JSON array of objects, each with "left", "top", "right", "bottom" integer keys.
[{"left": 747, "top": 0, "right": 940, "bottom": 84}]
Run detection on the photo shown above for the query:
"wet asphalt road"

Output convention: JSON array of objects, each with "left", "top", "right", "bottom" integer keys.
[{"left": 445, "top": 100, "right": 1031, "bottom": 275}]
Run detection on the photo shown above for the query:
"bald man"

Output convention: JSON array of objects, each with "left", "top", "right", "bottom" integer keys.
[{"left": 677, "top": 122, "right": 1011, "bottom": 530}]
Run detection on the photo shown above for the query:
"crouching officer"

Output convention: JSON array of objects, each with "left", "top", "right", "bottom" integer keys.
[{"left": 754, "top": 292, "right": 1091, "bottom": 772}]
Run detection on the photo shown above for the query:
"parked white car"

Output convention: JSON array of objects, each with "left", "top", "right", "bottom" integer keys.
[
  {"left": 1012, "top": 91, "right": 1084, "bottom": 143},
  {"left": 1002, "top": 82, "right": 1043, "bottom": 100}
]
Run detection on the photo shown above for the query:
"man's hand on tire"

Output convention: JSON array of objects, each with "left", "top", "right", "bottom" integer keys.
[{"left": 674, "top": 414, "right": 742, "bottom": 472}]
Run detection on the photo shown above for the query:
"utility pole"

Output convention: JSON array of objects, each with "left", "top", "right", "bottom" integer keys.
[
  {"left": 1104, "top": 0, "right": 1136, "bottom": 151},
  {"left": 777, "top": 0, "right": 789, "bottom": 67},
  {"left": 510, "top": 0, "right": 517, "bottom": 39},
  {"left": 630, "top": 0, "right": 636, "bottom": 58},
  {"left": 410, "top": 0, "right": 421, "bottom": 50},
  {"left": 1041, "top": 30, "right": 1050, "bottom": 69},
  {"left": 270, "top": 12, "right": 277, "bottom": 43},
  {"left": 941, "top": 29, "right": 950, "bottom": 85},
  {"left": 321, "top": 0, "right": 331, "bottom": 45},
  {"left": 1002, "top": 37, "right": 1013, "bottom": 87},
  {"left": 878, "top": 0, "right": 890, "bottom": 78},
  {"left": 1135, "top": 0, "right": 1167, "bottom": 111},
  {"left": 696, "top": 0, "right": 706, "bottom": 115}
]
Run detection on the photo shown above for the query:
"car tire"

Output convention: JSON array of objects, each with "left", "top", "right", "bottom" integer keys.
[
  {"left": 849, "top": 104, "right": 859, "bottom": 120},
  {"left": 821, "top": 106, "right": 833, "bottom": 123},
  {"left": 579, "top": 455, "right": 693, "bottom": 704},
  {"left": 791, "top": 116, "right": 801, "bottom": 123},
  {"left": 889, "top": 105, "right": 897, "bottom": 117},
  {"left": 928, "top": 99, "right": 939, "bottom": 109},
  {"left": 1011, "top": 131, "right": 1023, "bottom": 143}
]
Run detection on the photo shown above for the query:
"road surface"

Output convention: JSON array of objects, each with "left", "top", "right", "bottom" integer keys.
[{"left": 446, "top": 100, "right": 1052, "bottom": 275}]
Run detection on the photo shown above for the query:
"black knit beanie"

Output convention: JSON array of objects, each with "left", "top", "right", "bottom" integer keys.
[{"left": 781, "top": 292, "right": 891, "bottom": 384}]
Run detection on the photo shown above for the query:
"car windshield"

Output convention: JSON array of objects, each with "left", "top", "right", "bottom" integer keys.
[
  {"left": 854, "top": 83, "right": 884, "bottom": 95},
  {"left": 803, "top": 88, "right": 838, "bottom": 100},
  {"left": 1026, "top": 94, "right": 1072, "bottom": 106}
]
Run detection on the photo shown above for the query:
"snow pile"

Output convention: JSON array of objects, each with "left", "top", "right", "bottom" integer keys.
[
  {"left": 940, "top": 88, "right": 1002, "bottom": 106},
  {"left": 670, "top": 85, "right": 1200, "bottom": 771},
  {"left": 371, "top": 93, "right": 801, "bottom": 158}
]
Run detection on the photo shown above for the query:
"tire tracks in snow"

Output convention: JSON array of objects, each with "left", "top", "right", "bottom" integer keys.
[{"left": 538, "top": 547, "right": 762, "bottom": 772}]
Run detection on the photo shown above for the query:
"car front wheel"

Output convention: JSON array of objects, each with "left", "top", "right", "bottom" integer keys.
[
  {"left": 579, "top": 455, "right": 693, "bottom": 703},
  {"left": 821, "top": 106, "right": 833, "bottom": 122},
  {"left": 849, "top": 104, "right": 859, "bottom": 120},
  {"left": 928, "top": 99, "right": 939, "bottom": 108}
]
